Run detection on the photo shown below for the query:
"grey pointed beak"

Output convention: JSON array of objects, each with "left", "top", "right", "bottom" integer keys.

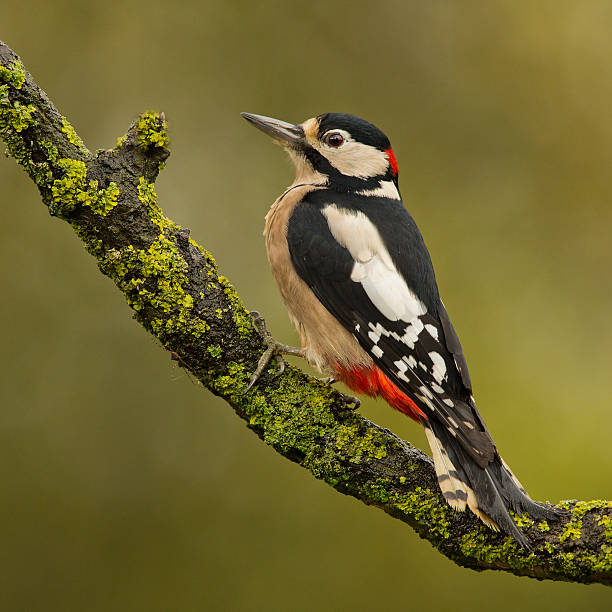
[{"left": 241, "top": 112, "right": 304, "bottom": 146}]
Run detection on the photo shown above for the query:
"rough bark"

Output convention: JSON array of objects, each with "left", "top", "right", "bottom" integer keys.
[{"left": 1, "top": 40, "right": 610, "bottom": 586}]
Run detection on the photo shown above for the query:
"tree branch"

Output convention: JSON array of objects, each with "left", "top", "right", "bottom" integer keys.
[{"left": 1, "top": 40, "right": 610, "bottom": 586}]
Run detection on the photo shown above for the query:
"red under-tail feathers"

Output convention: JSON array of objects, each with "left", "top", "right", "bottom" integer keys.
[{"left": 333, "top": 364, "right": 425, "bottom": 422}]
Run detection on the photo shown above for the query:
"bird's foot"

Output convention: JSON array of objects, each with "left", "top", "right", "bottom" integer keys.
[
  {"left": 245, "top": 311, "right": 304, "bottom": 393},
  {"left": 337, "top": 391, "right": 361, "bottom": 410},
  {"left": 311, "top": 374, "right": 361, "bottom": 410}
]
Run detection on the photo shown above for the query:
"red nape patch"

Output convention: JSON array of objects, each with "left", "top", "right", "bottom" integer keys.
[
  {"left": 385, "top": 148, "right": 399, "bottom": 176},
  {"left": 333, "top": 364, "right": 425, "bottom": 422}
]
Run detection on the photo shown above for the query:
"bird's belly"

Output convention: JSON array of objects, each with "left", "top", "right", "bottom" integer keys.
[
  {"left": 272, "top": 255, "right": 371, "bottom": 373},
  {"left": 264, "top": 185, "right": 371, "bottom": 374}
]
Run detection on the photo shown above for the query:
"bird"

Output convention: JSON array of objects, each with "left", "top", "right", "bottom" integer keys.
[{"left": 241, "top": 111, "right": 556, "bottom": 547}]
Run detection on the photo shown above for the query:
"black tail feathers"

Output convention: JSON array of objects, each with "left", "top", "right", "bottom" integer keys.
[{"left": 423, "top": 418, "right": 558, "bottom": 549}]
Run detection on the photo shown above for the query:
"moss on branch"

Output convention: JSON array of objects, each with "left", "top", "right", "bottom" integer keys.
[{"left": 1, "top": 40, "right": 611, "bottom": 586}]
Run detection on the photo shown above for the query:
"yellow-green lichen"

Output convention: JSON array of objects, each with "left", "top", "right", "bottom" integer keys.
[
  {"left": 207, "top": 344, "right": 222, "bottom": 359},
  {"left": 61, "top": 116, "right": 88, "bottom": 155},
  {"left": 542, "top": 541, "right": 555, "bottom": 554},
  {"left": 137, "top": 177, "right": 177, "bottom": 232},
  {"left": 460, "top": 529, "right": 537, "bottom": 569},
  {"left": 0, "top": 58, "right": 39, "bottom": 172},
  {"left": 217, "top": 275, "right": 252, "bottom": 337},
  {"left": 360, "top": 478, "right": 392, "bottom": 504},
  {"left": 560, "top": 520, "right": 582, "bottom": 542},
  {"left": 391, "top": 486, "right": 452, "bottom": 540},
  {"left": 594, "top": 545, "right": 612, "bottom": 573},
  {"left": 558, "top": 499, "right": 610, "bottom": 515},
  {"left": 100, "top": 232, "right": 209, "bottom": 340},
  {"left": 229, "top": 368, "right": 352, "bottom": 482},
  {"left": 40, "top": 139, "right": 59, "bottom": 163},
  {"left": 0, "top": 97, "right": 36, "bottom": 132},
  {"left": 335, "top": 424, "right": 388, "bottom": 463},
  {"left": 136, "top": 111, "right": 168, "bottom": 151},
  {"left": 534, "top": 500, "right": 612, "bottom": 578},
  {"left": 50, "top": 158, "right": 86, "bottom": 214},
  {"left": 50, "top": 158, "right": 119, "bottom": 216},
  {"left": 22, "top": 138, "right": 56, "bottom": 188},
  {"left": 456, "top": 517, "right": 612, "bottom": 578},
  {"left": 557, "top": 499, "right": 611, "bottom": 544},
  {"left": 210, "top": 361, "right": 250, "bottom": 404},
  {"left": 538, "top": 521, "right": 550, "bottom": 532},
  {"left": 0, "top": 57, "right": 59, "bottom": 191},
  {"left": 222, "top": 363, "right": 445, "bottom": 535},
  {"left": 511, "top": 511, "right": 535, "bottom": 530},
  {"left": 0, "top": 61, "right": 36, "bottom": 133},
  {"left": 356, "top": 478, "right": 451, "bottom": 539},
  {"left": 261, "top": 377, "right": 338, "bottom": 455},
  {"left": 552, "top": 547, "right": 612, "bottom": 579},
  {"left": 598, "top": 515, "right": 612, "bottom": 540},
  {"left": 0, "top": 58, "right": 26, "bottom": 89}
]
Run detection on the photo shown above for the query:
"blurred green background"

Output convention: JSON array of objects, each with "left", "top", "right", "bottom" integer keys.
[{"left": 2, "top": 1, "right": 611, "bottom": 609}]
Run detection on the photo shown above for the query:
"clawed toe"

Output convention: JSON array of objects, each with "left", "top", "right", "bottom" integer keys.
[
  {"left": 316, "top": 376, "right": 336, "bottom": 385},
  {"left": 245, "top": 313, "right": 359, "bottom": 408},
  {"left": 245, "top": 311, "right": 304, "bottom": 393},
  {"left": 339, "top": 393, "right": 361, "bottom": 410}
]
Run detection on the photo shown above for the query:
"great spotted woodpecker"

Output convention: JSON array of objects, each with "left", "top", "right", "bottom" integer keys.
[{"left": 241, "top": 111, "right": 556, "bottom": 546}]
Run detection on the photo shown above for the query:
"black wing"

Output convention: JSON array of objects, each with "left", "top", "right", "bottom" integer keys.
[{"left": 287, "top": 196, "right": 494, "bottom": 466}]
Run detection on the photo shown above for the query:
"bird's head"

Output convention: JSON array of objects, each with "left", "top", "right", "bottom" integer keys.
[{"left": 241, "top": 112, "right": 399, "bottom": 194}]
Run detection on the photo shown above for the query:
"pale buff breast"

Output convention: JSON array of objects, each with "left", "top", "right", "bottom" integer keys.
[{"left": 264, "top": 183, "right": 372, "bottom": 373}]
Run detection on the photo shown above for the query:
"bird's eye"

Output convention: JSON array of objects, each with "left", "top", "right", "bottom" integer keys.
[{"left": 324, "top": 132, "right": 344, "bottom": 147}]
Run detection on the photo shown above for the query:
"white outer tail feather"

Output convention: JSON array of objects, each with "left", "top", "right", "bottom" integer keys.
[{"left": 424, "top": 425, "right": 500, "bottom": 531}]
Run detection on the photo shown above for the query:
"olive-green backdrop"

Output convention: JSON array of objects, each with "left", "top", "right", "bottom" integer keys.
[{"left": 1, "top": 1, "right": 611, "bottom": 610}]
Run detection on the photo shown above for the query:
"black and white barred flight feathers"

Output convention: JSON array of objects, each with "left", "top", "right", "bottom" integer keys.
[{"left": 241, "top": 111, "right": 558, "bottom": 547}]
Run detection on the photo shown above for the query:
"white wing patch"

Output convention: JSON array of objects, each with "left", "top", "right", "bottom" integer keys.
[
  {"left": 399, "top": 317, "right": 424, "bottom": 348},
  {"left": 393, "top": 359, "right": 411, "bottom": 383},
  {"left": 371, "top": 345, "right": 384, "bottom": 358},
  {"left": 428, "top": 351, "right": 447, "bottom": 384},
  {"left": 323, "top": 205, "right": 427, "bottom": 322},
  {"left": 425, "top": 324, "right": 439, "bottom": 340}
]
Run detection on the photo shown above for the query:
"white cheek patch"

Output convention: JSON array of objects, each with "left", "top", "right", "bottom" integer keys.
[
  {"left": 310, "top": 130, "right": 390, "bottom": 179},
  {"left": 323, "top": 205, "right": 427, "bottom": 322}
]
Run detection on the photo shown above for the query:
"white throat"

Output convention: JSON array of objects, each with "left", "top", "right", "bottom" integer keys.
[{"left": 287, "top": 149, "right": 328, "bottom": 186}]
